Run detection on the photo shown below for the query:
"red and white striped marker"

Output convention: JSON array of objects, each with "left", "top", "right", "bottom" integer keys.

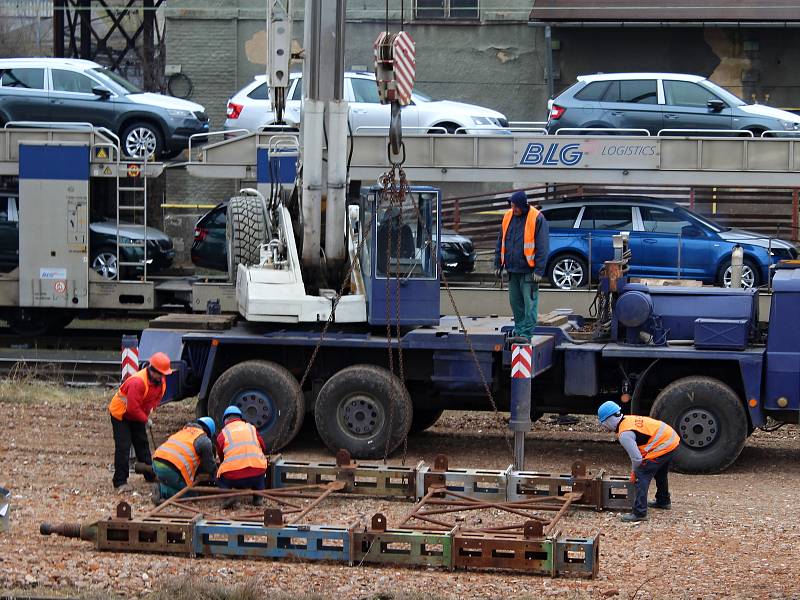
[
  {"left": 121, "top": 335, "right": 139, "bottom": 382},
  {"left": 392, "top": 32, "right": 416, "bottom": 106},
  {"left": 511, "top": 344, "right": 532, "bottom": 379}
]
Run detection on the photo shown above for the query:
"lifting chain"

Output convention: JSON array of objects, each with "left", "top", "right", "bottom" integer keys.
[{"left": 380, "top": 162, "right": 410, "bottom": 465}]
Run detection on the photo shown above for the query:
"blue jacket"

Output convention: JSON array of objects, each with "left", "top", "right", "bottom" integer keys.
[{"left": 494, "top": 209, "right": 550, "bottom": 276}]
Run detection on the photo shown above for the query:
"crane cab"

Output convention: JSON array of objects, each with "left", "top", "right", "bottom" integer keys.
[{"left": 359, "top": 185, "right": 441, "bottom": 326}]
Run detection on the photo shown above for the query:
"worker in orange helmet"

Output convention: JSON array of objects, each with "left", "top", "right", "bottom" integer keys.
[{"left": 108, "top": 352, "right": 173, "bottom": 494}]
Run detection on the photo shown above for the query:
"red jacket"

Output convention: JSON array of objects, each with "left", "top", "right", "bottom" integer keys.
[
  {"left": 215, "top": 418, "right": 267, "bottom": 479},
  {"left": 118, "top": 375, "right": 162, "bottom": 422}
]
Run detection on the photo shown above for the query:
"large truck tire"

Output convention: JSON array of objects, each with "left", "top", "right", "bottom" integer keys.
[
  {"left": 409, "top": 409, "right": 445, "bottom": 435},
  {"left": 226, "top": 195, "right": 267, "bottom": 278},
  {"left": 207, "top": 360, "right": 304, "bottom": 452},
  {"left": 314, "top": 364, "right": 412, "bottom": 459},
  {"left": 650, "top": 375, "right": 748, "bottom": 474}
]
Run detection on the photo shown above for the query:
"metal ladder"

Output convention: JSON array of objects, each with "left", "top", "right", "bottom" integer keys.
[{"left": 115, "top": 156, "right": 149, "bottom": 282}]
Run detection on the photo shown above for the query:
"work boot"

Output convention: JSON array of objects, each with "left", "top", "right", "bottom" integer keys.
[
  {"left": 647, "top": 501, "right": 672, "bottom": 510},
  {"left": 508, "top": 335, "right": 530, "bottom": 344},
  {"left": 115, "top": 483, "right": 133, "bottom": 495},
  {"left": 151, "top": 483, "right": 163, "bottom": 506},
  {"left": 621, "top": 512, "right": 648, "bottom": 523},
  {"left": 252, "top": 495, "right": 264, "bottom": 507}
]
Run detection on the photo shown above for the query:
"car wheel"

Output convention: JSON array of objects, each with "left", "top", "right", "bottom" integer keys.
[
  {"left": 121, "top": 121, "right": 163, "bottom": 159},
  {"left": 548, "top": 253, "right": 588, "bottom": 289},
  {"left": 91, "top": 247, "right": 119, "bottom": 280},
  {"left": 718, "top": 258, "right": 759, "bottom": 289}
]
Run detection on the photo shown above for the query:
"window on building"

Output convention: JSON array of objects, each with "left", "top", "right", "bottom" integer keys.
[
  {"left": 415, "top": 0, "right": 479, "bottom": 20},
  {"left": 578, "top": 205, "right": 633, "bottom": 231},
  {"left": 0, "top": 68, "right": 45, "bottom": 90},
  {"left": 52, "top": 70, "right": 96, "bottom": 94}
]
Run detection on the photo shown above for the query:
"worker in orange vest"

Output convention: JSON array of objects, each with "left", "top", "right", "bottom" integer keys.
[
  {"left": 108, "top": 352, "right": 172, "bottom": 493},
  {"left": 215, "top": 406, "right": 268, "bottom": 507},
  {"left": 494, "top": 190, "right": 550, "bottom": 342},
  {"left": 598, "top": 401, "right": 680, "bottom": 522},
  {"left": 152, "top": 417, "right": 218, "bottom": 503}
]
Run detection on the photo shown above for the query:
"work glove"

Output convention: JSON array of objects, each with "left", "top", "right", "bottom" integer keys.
[
  {"left": 532, "top": 273, "right": 543, "bottom": 284},
  {"left": 629, "top": 471, "right": 637, "bottom": 483},
  {"left": 147, "top": 418, "right": 154, "bottom": 428},
  {"left": 494, "top": 267, "right": 503, "bottom": 280}
]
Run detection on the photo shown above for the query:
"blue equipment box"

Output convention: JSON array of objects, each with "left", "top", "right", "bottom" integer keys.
[{"left": 694, "top": 318, "right": 750, "bottom": 350}]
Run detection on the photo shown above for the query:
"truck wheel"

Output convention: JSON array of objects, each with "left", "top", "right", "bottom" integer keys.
[
  {"left": 409, "top": 409, "right": 445, "bottom": 434},
  {"left": 650, "top": 376, "right": 748, "bottom": 474},
  {"left": 226, "top": 195, "right": 267, "bottom": 278},
  {"left": 207, "top": 360, "right": 304, "bottom": 452},
  {"left": 314, "top": 365, "right": 412, "bottom": 459}
]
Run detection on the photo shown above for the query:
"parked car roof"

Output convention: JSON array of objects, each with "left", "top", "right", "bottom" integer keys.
[
  {"left": 0, "top": 57, "right": 103, "bottom": 69},
  {"left": 577, "top": 73, "right": 707, "bottom": 83},
  {"left": 542, "top": 195, "right": 682, "bottom": 208}
]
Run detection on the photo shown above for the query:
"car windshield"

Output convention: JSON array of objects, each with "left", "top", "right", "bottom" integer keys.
[
  {"left": 679, "top": 206, "right": 727, "bottom": 232},
  {"left": 699, "top": 79, "right": 746, "bottom": 107},
  {"left": 89, "top": 67, "right": 141, "bottom": 94}
]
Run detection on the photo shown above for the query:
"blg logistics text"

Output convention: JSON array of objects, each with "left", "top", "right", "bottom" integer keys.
[{"left": 519, "top": 141, "right": 658, "bottom": 167}]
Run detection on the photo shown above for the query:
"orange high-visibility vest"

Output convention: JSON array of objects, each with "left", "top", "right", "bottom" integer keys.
[
  {"left": 217, "top": 420, "right": 268, "bottom": 477},
  {"left": 500, "top": 207, "right": 539, "bottom": 268},
  {"left": 153, "top": 426, "right": 204, "bottom": 485},
  {"left": 108, "top": 368, "right": 165, "bottom": 421},
  {"left": 617, "top": 415, "right": 680, "bottom": 461}
]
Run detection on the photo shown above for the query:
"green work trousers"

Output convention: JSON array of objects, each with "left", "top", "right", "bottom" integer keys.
[{"left": 508, "top": 272, "right": 539, "bottom": 340}]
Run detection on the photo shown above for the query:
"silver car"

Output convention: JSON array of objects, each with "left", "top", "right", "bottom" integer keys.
[
  {"left": 546, "top": 73, "right": 800, "bottom": 136},
  {"left": 224, "top": 71, "right": 510, "bottom": 135}
]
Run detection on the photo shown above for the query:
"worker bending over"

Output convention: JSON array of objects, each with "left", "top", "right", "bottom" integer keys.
[
  {"left": 597, "top": 401, "right": 680, "bottom": 522},
  {"left": 494, "top": 190, "right": 549, "bottom": 342},
  {"left": 151, "top": 417, "right": 218, "bottom": 503},
  {"left": 108, "top": 352, "right": 172, "bottom": 493},
  {"left": 215, "top": 406, "right": 269, "bottom": 506}
]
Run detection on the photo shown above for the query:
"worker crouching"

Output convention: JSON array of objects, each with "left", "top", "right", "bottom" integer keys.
[
  {"left": 216, "top": 406, "right": 269, "bottom": 507},
  {"left": 152, "top": 417, "right": 218, "bottom": 503},
  {"left": 597, "top": 401, "right": 679, "bottom": 522}
]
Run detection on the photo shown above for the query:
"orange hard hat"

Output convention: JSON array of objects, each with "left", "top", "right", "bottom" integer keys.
[{"left": 149, "top": 352, "right": 173, "bottom": 375}]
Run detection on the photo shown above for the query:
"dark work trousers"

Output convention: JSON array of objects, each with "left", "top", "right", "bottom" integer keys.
[
  {"left": 217, "top": 473, "right": 266, "bottom": 491},
  {"left": 633, "top": 451, "right": 674, "bottom": 517},
  {"left": 111, "top": 416, "right": 153, "bottom": 487}
]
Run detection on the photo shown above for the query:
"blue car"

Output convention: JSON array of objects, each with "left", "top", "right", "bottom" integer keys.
[{"left": 539, "top": 197, "right": 797, "bottom": 289}]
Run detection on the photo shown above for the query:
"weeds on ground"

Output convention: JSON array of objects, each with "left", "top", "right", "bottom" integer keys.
[
  {"left": 0, "top": 365, "right": 106, "bottom": 405},
  {"left": 145, "top": 578, "right": 447, "bottom": 600}
]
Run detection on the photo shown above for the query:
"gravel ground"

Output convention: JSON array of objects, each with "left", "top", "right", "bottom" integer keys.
[{"left": 1, "top": 383, "right": 799, "bottom": 600}]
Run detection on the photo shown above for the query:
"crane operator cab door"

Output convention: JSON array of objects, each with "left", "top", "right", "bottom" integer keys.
[{"left": 360, "top": 186, "right": 440, "bottom": 326}]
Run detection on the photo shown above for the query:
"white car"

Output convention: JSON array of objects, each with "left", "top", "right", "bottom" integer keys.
[{"left": 224, "top": 71, "right": 510, "bottom": 135}]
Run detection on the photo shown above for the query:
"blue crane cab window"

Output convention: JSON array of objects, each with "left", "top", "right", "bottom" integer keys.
[{"left": 368, "top": 191, "right": 437, "bottom": 280}]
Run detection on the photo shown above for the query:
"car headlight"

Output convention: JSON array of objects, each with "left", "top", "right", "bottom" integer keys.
[
  {"left": 471, "top": 116, "right": 492, "bottom": 126},
  {"left": 779, "top": 120, "right": 800, "bottom": 131},
  {"left": 167, "top": 109, "right": 192, "bottom": 119}
]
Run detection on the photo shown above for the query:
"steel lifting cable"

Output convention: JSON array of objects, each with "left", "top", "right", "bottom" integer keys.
[{"left": 405, "top": 181, "right": 515, "bottom": 460}]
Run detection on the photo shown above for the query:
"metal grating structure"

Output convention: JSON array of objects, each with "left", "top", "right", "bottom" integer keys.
[{"left": 40, "top": 452, "right": 633, "bottom": 578}]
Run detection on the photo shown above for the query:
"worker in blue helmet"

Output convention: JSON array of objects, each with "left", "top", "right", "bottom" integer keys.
[
  {"left": 215, "top": 405, "right": 269, "bottom": 508},
  {"left": 151, "top": 416, "right": 218, "bottom": 504},
  {"left": 598, "top": 401, "right": 680, "bottom": 522},
  {"left": 494, "top": 190, "right": 550, "bottom": 342}
]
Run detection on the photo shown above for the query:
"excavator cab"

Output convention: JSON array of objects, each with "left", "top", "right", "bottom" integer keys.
[{"left": 359, "top": 185, "right": 441, "bottom": 326}]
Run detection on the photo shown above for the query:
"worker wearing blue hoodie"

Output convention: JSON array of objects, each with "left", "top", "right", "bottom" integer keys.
[{"left": 494, "top": 190, "right": 550, "bottom": 341}]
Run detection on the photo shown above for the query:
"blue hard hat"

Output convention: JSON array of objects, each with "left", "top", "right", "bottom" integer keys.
[
  {"left": 197, "top": 416, "right": 216, "bottom": 437},
  {"left": 223, "top": 405, "right": 243, "bottom": 420},
  {"left": 597, "top": 401, "right": 622, "bottom": 423}
]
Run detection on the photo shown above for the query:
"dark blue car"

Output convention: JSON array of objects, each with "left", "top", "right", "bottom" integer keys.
[{"left": 539, "top": 197, "right": 797, "bottom": 289}]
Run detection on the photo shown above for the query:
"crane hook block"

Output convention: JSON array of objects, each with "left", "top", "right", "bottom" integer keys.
[{"left": 373, "top": 31, "right": 416, "bottom": 106}]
